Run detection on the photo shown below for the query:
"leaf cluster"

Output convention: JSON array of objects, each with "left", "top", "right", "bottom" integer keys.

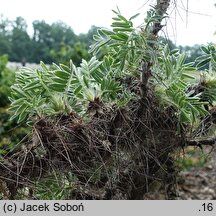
[
  {"left": 154, "top": 45, "right": 208, "bottom": 124},
  {"left": 9, "top": 56, "right": 129, "bottom": 123},
  {"left": 90, "top": 8, "right": 156, "bottom": 73},
  {"left": 9, "top": 9, "right": 216, "bottom": 129},
  {"left": 196, "top": 45, "right": 216, "bottom": 70}
]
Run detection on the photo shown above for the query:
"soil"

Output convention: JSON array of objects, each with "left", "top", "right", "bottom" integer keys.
[
  {"left": 143, "top": 146, "right": 216, "bottom": 200},
  {"left": 177, "top": 147, "right": 216, "bottom": 200}
]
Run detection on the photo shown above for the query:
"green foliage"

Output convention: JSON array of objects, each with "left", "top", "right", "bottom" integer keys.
[
  {"left": 179, "top": 45, "right": 203, "bottom": 64},
  {"left": 0, "top": 15, "right": 31, "bottom": 63},
  {"left": 31, "top": 20, "right": 79, "bottom": 64},
  {"left": 7, "top": 9, "right": 214, "bottom": 131},
  {"left": 9, "top": 10, "right": 216, "bottom": 130},
  {"left": 154, "top": 45, "right": 208, "bottom": 124},
  {"left": 10, "top": 17, "right": 31, "bottom": 64},
  {"left": 89, "top": 10, "right": 214, "bottom": 125},
  {"left": 192, "top": 45, "right": 216, "bottom": 107},
  {"left": 0, "top": 55, "right": 15, "bottom": 106},
  {"left": 0, "top": 55, "right": 29, "bottom": 156},
  {"left": 50, "top": 41, "right": 91, "bottom": 66},
  {"left": 0, "top": 15, "right": 96, "bottom": 65},
  {"left": 15, "top": 173, "right": 78, "bottom": 199},
  {"left": 196, "top": 44, "right": 216, "bottom": 71},
  {"left": 176, "top": 147, "right": 211, "bottom": 171},
  {"left": 144, "top": 7, "right": 164, "bottom": 32},
  {"left": 33, "top": 173, "right": 77, "bottom": 200},
  {"left": 90, "top": 9, "right": 147, "bottom": 72},
  {"left": 9, "top": 56, "right": 130, "bottom": 123}
]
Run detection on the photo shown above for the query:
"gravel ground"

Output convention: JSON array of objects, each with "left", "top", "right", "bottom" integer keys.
[
  {"left": 143, "top": 146, "right": 216, "bottom": 200},
  {"left": 177, "top": 147, "right": 216, "bottom": 200}
]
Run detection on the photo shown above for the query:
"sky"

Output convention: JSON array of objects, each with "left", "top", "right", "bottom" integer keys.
[{"left": 0, "top": 0, "right": 216, "bottom": 46}]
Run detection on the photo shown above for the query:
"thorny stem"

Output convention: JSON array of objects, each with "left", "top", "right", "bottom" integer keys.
[
  {"left": 152, "top": 0, "right": 170, "bottom": 35},
  {"left": 140, "top": 0, "right": 170, "bottom": 98}
]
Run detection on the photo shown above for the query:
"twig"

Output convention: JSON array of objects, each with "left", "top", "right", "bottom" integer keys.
[{"left": 186, "top": 138, "right": 216, "bottom": 147}]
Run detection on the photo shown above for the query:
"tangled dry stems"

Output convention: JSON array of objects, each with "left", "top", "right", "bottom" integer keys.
[{"left": 0, "top": 95, "right": 182, "bottom": 199}]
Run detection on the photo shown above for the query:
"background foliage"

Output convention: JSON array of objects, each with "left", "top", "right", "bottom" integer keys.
[
  {"left": 0, "top": 15, "right": 99, "bottom": 65},
  {"left": 0, "top": 54, "right": 29, "bottom": 156},
  {"left": 0, "top": 14, "right": 212, "bottom": 66}
]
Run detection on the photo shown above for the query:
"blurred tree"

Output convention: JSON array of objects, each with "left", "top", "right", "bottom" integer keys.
[
  {"left": 50, "top": 21, "right": 77, "bottom": 47},
  {"left": 10, "top": 17, "right": 31, "bottom": 65},
  {"left": 31, "top": 20, "right": 78, "bottom": 63},
  {"left": 159, "top": 37, "right": 176, "bottom": 50},
  {"left": 0, "top": 15, "right": 12, "bottom": 56},
  {"left": 50, "top": 41, "right": 91, "bottom": 65},
  {"left": 179, "top": 44, "right": 204, "bottom": 63},
  {"left": 31, "top": 20, "right": 53, "bottom": 63}
]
